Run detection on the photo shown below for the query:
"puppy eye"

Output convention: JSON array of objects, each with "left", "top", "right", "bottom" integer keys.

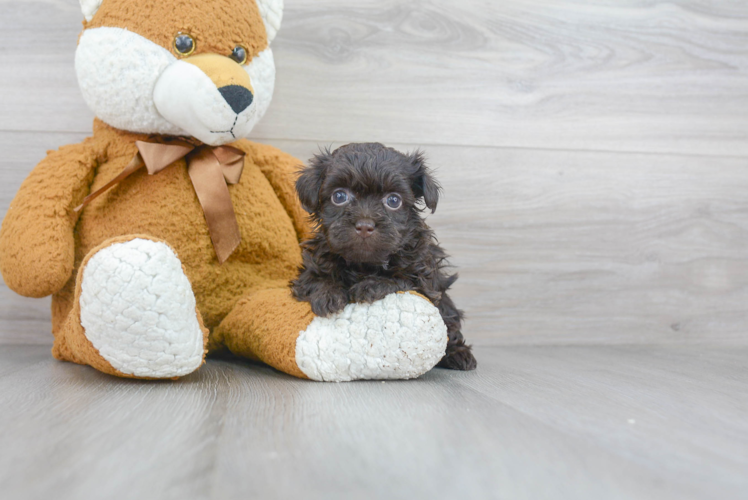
[
  {"left": 384, "top": 194, "right": 402, "bottom": 210},
  {"left": 174, "top": 33, "right": 196, "bottom": 56},
  {"left": 230, "top": 45, "right": 248, "bottom": 65},
  {"left": 331, "top": 189, "right": 351, "bottom": 206}
]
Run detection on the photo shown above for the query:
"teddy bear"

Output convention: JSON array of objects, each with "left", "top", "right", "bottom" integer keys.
[{"left": 0, "top": 0, "right": 448, "bottom": 381}]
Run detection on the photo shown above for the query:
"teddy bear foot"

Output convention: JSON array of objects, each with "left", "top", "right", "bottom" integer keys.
[
  {"left": 295, "top": 292, "right": 448, "bottom": 382},
  {"left": 79, "top": 238, "right": 206, "bottom": 378}
]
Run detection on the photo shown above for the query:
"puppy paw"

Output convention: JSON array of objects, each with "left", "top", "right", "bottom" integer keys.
[
  {"left": 349, "top": 278, "right": 411, "bottom": 304},
  {"left": 437, "top": 340, "right": 477, "bottom": 371},
  {"left": 309, "top": 286, "right": 349, "bottom": 317}
]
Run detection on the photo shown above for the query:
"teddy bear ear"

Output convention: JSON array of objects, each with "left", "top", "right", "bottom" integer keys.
[
  {"left": 256, "top": 0, "right": 284, "bottom": 43},
  {"left": 77, "top": 1, "right": 283, "bottom": 40},
  {"left": 79, "top": 0, "right": 103, "bottom": 22}
]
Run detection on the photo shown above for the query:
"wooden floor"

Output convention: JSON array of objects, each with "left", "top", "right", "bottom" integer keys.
[
  {"left": 1, "top": 1, "right": 748, "bottom": 499},
  {"left": 1, "top": 344, "right": 746, "bottom": 500}
]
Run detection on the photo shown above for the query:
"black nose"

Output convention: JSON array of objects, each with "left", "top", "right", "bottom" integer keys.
[
  {"left": 218, "top": 85, "right": 254, "bottom": 114},
  {"left": 355, "top": 220, "right": 376, "bottom": 239}
]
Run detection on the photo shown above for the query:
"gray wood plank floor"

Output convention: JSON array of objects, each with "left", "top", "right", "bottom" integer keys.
[
  {"left": 0, "top": 344, "right": 746, "bottom": 500},
  {"left": 1, "top": 0, "right": 747, "bottom": 499}
]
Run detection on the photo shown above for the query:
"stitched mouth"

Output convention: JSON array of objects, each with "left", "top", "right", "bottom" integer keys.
[{"left": 210, "top": 115, "right": 239, "bottom": 139}]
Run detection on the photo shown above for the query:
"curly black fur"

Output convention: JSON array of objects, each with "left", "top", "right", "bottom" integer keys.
[{"left": 291, "top": 143, "right": 476, "bottom": 371}]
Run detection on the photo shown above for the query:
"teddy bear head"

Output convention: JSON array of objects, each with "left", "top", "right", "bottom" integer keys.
[{"left": 75, "top": 0, "right": 283, "bottom": 145}]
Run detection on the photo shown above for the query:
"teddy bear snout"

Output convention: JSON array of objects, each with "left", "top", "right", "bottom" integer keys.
[
  {"left": 152, "top": 55, "right": 259, "bottom": 145},
  {"left": 218, "top": 85, "right": 254, "bottom": 114}
]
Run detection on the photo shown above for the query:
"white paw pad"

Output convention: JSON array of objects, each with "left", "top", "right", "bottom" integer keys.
[
  {"left": 80, "top": 239, "right": 205, "bottom": 378},
  {"left": 295, "top": 293, "right": 448, "bottom": 382}
]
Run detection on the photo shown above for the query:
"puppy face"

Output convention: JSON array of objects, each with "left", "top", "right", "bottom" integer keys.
[{"left": 297, "top": 143, "right": 441, "bottom": 264}]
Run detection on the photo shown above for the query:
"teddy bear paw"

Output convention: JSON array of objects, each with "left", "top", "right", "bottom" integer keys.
[
  {"left": 79, "top": 238, "right": 206, "bottom": 378},
  {"left": 295, "top": 292, "right": 448, "bottom": 382}
]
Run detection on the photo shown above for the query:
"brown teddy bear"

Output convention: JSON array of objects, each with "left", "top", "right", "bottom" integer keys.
[{"left": 0, "top": 0, "right": 448, "bottom": 381}]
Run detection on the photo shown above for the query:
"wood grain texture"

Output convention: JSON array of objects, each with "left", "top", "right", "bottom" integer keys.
[
  {"left": 1, "top": 1, "right": 748, "bottom": 155},
  {"left": 1, "top": 2, "right": 747, "bottom": 499},
  {"left": 254, "top": 140, "right": 748, "bottom": 345},
  {"left": 1, "top": 0, "right": 747, "bottom": 344},
  {"left": 0, "top": 344, "right": 745, "bottom": 500},
  {"left": 3, "top": 135, "right": 748, "bottom": 345},
  {"left": 268, "top": 0, "right": 748, "bottom": 155}
]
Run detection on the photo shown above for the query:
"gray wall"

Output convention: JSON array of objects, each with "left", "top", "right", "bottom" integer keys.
[{"left": 1, "top": 0, "right": 747, "bottom": 345}]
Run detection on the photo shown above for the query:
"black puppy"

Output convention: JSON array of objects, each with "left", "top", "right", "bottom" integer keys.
[{"left": 291, "top": 143, "right": 476, "bottom": 371}]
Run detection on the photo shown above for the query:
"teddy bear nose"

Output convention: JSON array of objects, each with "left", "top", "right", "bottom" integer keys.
[
  {"left": 218, "top": 85, "right": 254, "bottom": 114},
  {"left": 355, "top": 220, "right": 376, "bottom": 239}
]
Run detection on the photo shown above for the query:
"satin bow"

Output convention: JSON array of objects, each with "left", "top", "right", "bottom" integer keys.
[{"left": 75, "top": 140, "right": 245, "bottom": 264}]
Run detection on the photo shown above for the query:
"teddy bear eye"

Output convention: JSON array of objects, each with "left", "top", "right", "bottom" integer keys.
[
  {"left": 331, "top": 189, "right": 351, "bottom": 206},
  {"left": 384, "top": 194, "right": 402, "bottom": 210},
  {"left": 230, "top": 45, "right": 248, "bottom": 65},
  {"left": 174, "top": 33, "right": 195, "bottom": 56}
]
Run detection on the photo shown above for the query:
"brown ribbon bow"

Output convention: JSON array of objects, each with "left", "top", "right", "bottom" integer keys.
[{"left": 75, "top": 140, "right": 245, "bottom": 264}]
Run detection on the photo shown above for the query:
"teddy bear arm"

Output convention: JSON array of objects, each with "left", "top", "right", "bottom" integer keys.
[
  {"left": 0, "top": 140, "right": 101, "bottom": 297},
  {"left": 233, "top": 140, "right": 312, "bottom": 242}
]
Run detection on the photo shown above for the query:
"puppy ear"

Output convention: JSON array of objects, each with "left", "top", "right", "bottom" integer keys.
[
  {"left": 296, "top": 148, "right": 332, "bottom": 213},
  {"left": 409, "top": 150, "right": 441, "bottom": 213}
]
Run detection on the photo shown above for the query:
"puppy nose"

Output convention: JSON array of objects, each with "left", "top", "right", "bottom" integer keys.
[
  {"left": 355, "top": 220, "right": 376, "bottom": 239},
  {"left": 218, "top": 85, "right": 254, "bottom": 114}
]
